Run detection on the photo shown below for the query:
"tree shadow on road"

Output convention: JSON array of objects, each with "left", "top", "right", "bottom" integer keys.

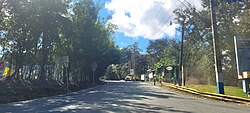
[{"left": 0, "top": 82, "right": 194, "bottom": 113}]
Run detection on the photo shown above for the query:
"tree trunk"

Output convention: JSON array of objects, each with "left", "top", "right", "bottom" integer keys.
[{"left": 40, "top": 32, "right": 48, "bottom": 80}]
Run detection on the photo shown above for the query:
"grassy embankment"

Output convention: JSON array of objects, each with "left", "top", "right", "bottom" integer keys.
[
  {"left": 147, "top": 81, "right": 249, "bottom": 98},
  {"left": 0, "top": 79, "right": 104, "bottom": 104},
  {"left": 187, "top": 85, "right": 249, "bottom": 98}
]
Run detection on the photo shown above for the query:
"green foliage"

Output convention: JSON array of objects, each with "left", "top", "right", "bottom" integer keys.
[
  {"left": 0, "top": 0, "right": 120, "bottom": 84},
  {"left": 169, "top": 0, "right": 250, "bottom": 86},
  {"left": 146, "top": 38, "right": 180, "bottom": 74},
  {"left": 147, "top": 39, "right": 168, "bottom": 68},
  {"left": 105, "top": 64, "right": 120, "bottom": 80},
  {"left": 107, "top": 43, "right": 149, "bottom": 79}
]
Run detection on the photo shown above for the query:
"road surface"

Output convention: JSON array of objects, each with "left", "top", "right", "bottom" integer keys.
[{"left": 0, "top": 81, "right": 249, "bottom": 113}]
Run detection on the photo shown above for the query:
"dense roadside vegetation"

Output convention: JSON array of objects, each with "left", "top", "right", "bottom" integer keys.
[
  {"left": 0, "top": 0, "right": 119, "bottom": 83},
  {"left": 0, "top": 0, "right": 119, "bottom": 103},
  {"left": 0, "top": 0, "right": 249, "bottom": 103},
  {"left": 107, "top": 0, "right": 250, "bottom": 87}
]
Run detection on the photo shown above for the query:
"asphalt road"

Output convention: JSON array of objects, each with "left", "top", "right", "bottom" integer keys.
[{"left": 0, "top": 81, "right": 249, "bottom": 113}]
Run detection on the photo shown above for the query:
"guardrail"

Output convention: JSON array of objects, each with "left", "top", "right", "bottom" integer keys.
[{"left": 161, "top": 82, "right": 250, "bottom": 105}]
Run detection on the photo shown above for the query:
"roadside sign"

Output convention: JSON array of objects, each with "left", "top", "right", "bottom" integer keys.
[
  {"left": 234, "top": 36, "right": 250, "bottom": 79},
  {"left": 166, "top": 66, "right": 173, "bottom": 71},
  {"left": 149, "top": 73, "right": 153, "bottom": 79},
  {"left": 141, "top": 74, "right": 145, "bottom": 81},
  {"left": 130, "top": 69, "right": 134, "bottom": 75}
]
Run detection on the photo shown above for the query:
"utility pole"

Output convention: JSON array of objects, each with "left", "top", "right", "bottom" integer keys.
[
  {"left": 130, "top": 43, "right": 136, "bottom": 81},
  {"left": 91, "top": 61, "right": 97, "bottom": 85},
  {"left": 133, "top": 44, "right": 136, "bottom": 81},
  {"left": 179, "top": 18, "right": 185, "bottom": 86},
  {"left": 210, "top": 0, "right": 224, "bottom": 94}
]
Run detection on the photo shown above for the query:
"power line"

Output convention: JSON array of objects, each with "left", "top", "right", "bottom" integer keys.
[
  {"left": 177, "top": 0, "right": 190, "bottom": 8},
  {"left": 147, "top": 0, "right": 188, "bottom": 37},
  {"left": 138, "top": 0, "right": 203, "bottom": 53},
  {"left": 140, "top": 13, "right": 174, "bottom": 51},
  {"left": 183, "top": 0, "right": 196, "bottom": 8},
  {"left": 151, "top": 0, "right": 168, "bottom": 27},
  {"left": 141, "top": 0, "right": 168, "bottom": 39},
  {"left": 136, "top": 0, "right": 170, "bottom": 53},
  {"left": 151, "top": 3, "right": 183, "bottom": 39},
  {"left": 142, "top": 0, "right": 203, "bottom": 41},
  {"left": 149, "top": 0, "right": 200, "bottom": 39},
  {"left": 141, "top": 0, "right": 193, "bottom": 40}
]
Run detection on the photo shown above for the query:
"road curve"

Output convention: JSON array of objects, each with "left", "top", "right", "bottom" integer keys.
[{"left": 0, "top": 81, "right": 249, "bottom": 113}]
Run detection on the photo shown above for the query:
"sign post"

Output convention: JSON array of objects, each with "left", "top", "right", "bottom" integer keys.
[
  {"left": 130, "top": 69, "right": 135, "bottom": 81},
  {"left": 91, "top": 61, "right": 97, "bottom": 85},
  {"left": 0, "top": 61, "right": 4, "bottom": 79},
  {"left": 166, "top": 66, "right": 173, "bottom": 81},
  {"left": 63, "top": 56, "right": 69, "bottom": 91},
  {"left": 234, "top": 36, "right": 250, "bottom": 93}
]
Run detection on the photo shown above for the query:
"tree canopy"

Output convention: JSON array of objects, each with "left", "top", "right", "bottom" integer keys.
[{"left": 0, "top": 0, "right": 120, "bottom": 85}]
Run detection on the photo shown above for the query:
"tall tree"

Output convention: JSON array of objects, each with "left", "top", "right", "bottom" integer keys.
[
  {"left": 147, "top": 39, "right": 168, "bottom": 68},
  {"left": 68, "top": 0, "right": 120, "bottom": 83},
  {"left": 0, "top": 0, "right": 120, "bottom": 85}
]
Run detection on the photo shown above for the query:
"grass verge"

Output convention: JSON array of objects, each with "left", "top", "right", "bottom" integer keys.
[{"left": 187, "top": 84, "right": 249, "bottom": 98}]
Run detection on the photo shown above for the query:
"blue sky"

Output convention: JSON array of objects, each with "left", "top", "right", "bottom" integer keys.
[
  {"left": 0, "top": 0, "right": 202, "bottom": 56},
  {"left": 97, "top": 0, "right": 151, "bottom": 52},
  {"left": 98, "top": 1, "right": 150, "bottom": 52},
  {"left": 97, "top": 0, "right": 202, "bottom": 52}
]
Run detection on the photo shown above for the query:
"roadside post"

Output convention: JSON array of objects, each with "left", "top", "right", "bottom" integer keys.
[
  {"left": 166, "top": 66, "right": 173, "bottom": 83},
  {"left": 147, "top": 69, "right": 153, "bottom": 81},
  {"left": 0, "top": 61, "right": 4, "bottom": 80},
  {"left": 63, "top": 56, "right": 69, "bottom": 91},
  {"left": 91, "top": 61, "right": 97, "bottom": 85},
  {"left": 160, "top": 65, "right": 164, "bottom": 84},
  {"left": 141, "top": 74, "right": 145, "bottom": 82},
  {"left": 152, "top": 70, "right": 156, "bottom": 85},
  {"left": 130, "top": 69, "right": 134, "bottom": 81},
  {"left": 210, "top": 0, "right": 224, "bottom": 94}
]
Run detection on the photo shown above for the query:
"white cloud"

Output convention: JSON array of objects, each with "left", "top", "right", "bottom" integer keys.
[{"left": 105, "top": 0, "right": 202, "bottom": 40}]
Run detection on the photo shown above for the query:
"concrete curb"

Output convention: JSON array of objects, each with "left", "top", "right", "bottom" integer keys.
[{"left": 160, "top": 82, "right": 250, "bottom": 105}]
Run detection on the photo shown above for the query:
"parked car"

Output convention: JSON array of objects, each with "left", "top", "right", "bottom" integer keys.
[{"left": 125, "top": 75, "right": 132, "bottom": 81}]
